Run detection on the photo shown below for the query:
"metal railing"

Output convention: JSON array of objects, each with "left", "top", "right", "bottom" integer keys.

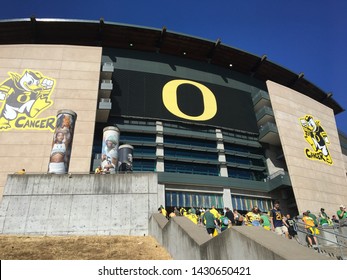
[{"left": 295, "top": 219, "right": 347, "bottom": 260}]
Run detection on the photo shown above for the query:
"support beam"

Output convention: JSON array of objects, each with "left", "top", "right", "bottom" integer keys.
[
  {"left": 207, "top": 38, "right": 221, "bottom": 63},
  {"left": 250, "top": 54, "right": 267, "bottom": 76},
  {"left": 156, "top": 26, "right": 167, "bottom": 52},
  {"left": 287, "top": 72, "right": 304, "bottom": 87}
]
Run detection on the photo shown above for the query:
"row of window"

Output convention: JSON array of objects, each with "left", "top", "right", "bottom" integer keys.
[
  {"left": 130, "top": 158, "right": 266, "bottom": 180},
  {"left": 165, "top": 191, "right": 272, "bottom": 212},
  {"left": 93, "top": 119, "right": 267, "bottom": 180}
]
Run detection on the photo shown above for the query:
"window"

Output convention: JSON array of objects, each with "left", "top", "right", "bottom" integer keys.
[{"left": 165, "top": 160, "right": 219, "bottom": 176}]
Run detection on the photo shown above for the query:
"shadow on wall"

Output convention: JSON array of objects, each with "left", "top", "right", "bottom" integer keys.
[{"left": 149, "top": 214, "right": 330, "bottom": 260}]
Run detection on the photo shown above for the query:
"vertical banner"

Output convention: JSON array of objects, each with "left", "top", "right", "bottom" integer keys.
[
  {"left": 101, "top": 126, "right": 120, "bottom": 174},
  {"left": 48, "top": 109, "right": 77, "bottom": 174},
  {"left": 118, "top": 144, "right": 134, "bottom": 172}
]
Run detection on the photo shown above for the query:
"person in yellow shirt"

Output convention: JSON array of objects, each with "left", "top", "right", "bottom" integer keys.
[
  {"left": 180, "top": 207, "right": 187, "bottom": 216},
  {"left": 94, "top": 166, "right": 102, "bottom": 174},
  {"left": 185, "top": 209, "right": 198, "bottom": 224},
  {"left": 210, "top": 206, "right": 221, "bottom": 219},
  {"left": 245, "top": 206, "right": 261, "bottom": 226},
  {"left": 302, "top": 211, "right": 319, "bottom": 248},
  {"left": 15, "top": 168, "right": 26, "bottom": 175},
  {"left": 158, "top": 205, "right": 167, "bottom": 218}
]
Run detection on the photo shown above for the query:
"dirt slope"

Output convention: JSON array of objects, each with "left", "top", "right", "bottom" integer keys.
[{"left": 0, "top": 235, "right": 172, "bottom": 260}]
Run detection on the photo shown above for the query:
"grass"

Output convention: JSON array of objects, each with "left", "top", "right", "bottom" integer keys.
[{"left": 0, "top": 235, "right": 172, "bottom": 260}]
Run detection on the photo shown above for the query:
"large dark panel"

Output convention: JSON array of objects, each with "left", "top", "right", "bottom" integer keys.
[{"left": 111, "top": 69, "right": 258, "bottom": 133}]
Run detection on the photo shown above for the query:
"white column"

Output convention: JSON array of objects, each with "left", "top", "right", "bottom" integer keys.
[
  {"left": 223, "top": 188, "right": 232, "bottom": 209},
  {"left": 216, "top": 129, "right": 228, "bottom": 177},
  {"left": 156, "top": 121, "right": 164, "bottom": 172}
]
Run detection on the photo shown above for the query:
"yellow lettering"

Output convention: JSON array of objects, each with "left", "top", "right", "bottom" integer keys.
[{"left": 162, "top": 79, "right": 217, "bottom": 121}]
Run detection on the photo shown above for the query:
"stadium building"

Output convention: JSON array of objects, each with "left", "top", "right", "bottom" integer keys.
[{"left": 0, "top": 18, "right": 346, "bottom": 218}]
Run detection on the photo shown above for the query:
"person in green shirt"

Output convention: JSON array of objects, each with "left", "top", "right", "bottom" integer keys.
[
  {"left": 307, "top": 210, "right": 318, "bottom": 227},
  {"left": 337, "top": 205, "right": 347, "bottom": 219},
  {"left": 337, "top": 205, "right": 347, "bottom": 226},
  {"left": 203, "top": 209, "right": 219, "bottom": 237},
  {"left": 219, "top": 214, "right": 231, "bottom": 232},
  {"left": 260, "top": 212, "right": 271, "bottom": 230},
  {"left": 319, "top": 208, "right": 332, "bottom": 227}
]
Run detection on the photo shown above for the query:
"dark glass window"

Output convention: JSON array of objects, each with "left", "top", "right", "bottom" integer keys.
[
  {"left": 165, "top": 147, "right": 217, "bottom": 161},
  {"left": 224, "top": 142, "right": 263, "bottom": 155},
  {"left": 133, "top": 159, "right": 156, "bottom": 172},
  {"left": 120, "top": 132, "right": 155, "bottom": 144},
  {"left": 164, "top": 135, "right": 216, "bottom": 148},
  {"left": 227, "top": 167, "right": 254, "bottom": 180},
  {"left": 164, "top": 160, "right": 219, "bottom": 176},
  {"left": 227, "top": 167, "right": 266, "bottom": 181},
  {"left": 225, "top": 155, "right": 265, "bottom": 167},
  {"left": 133, "top": 146, "right": 156, "bottom": 157}
]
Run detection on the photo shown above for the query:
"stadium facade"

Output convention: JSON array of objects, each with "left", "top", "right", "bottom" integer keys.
[{"left": 0, "top": 18, "right": 346, "bottom": 216}]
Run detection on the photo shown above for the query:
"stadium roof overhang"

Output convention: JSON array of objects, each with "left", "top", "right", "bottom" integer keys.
[{"left": 0, "top": 17, "right": 343, "bottom": 115}]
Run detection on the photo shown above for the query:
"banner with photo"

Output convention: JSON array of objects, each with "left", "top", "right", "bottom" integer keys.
[
  {"left": 101, "top": 126, "right": 120, "bottom": 174},
  {"left": 48, "top": 110, "right": 77, "bottom": 174}
]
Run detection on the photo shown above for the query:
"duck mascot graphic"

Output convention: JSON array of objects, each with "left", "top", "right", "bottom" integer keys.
[
  {"left": 0, "top": 69, "right": 55, "bottom": 130},
  {"left": 299, "top": 114, "right": 333, "bottom": 165}
]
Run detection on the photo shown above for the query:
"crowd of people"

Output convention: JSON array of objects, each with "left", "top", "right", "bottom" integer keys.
[{"left": 158, "top": 201, "right": 347, "bottom": 248}]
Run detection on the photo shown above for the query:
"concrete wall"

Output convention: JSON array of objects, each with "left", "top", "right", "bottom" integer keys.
[
  {"left": 266, "top": 81, "right": 347, "bottom": 216},
  {"left": 0, "top": 173, "right": 164, "bottom": 236},
  {"left": 343, "top": 154, "right": 347, "bottom": 174},
  {"left": 149, "top": 213, "right": 330, "bottom": 260},
  {"left": 0, "top": 44, "right": 102, "bottom": 198}
]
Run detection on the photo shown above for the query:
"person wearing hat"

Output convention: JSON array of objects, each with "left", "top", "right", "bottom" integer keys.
[
  {"left": 337, "top": 205, "right": 347, "bottom": 226},
  {"left": 319, "top": 208, "right": 332, "bottom": 227},
  {"left": 306, "top": 210, "right": 318, "bottom": 227}
]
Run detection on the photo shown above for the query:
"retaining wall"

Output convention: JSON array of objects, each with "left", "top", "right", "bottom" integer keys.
[{"left": 0, "top": 173, "right": 164, "bottom": 236}]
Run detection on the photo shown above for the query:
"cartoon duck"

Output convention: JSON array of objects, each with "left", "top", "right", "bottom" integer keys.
[{"left": 0, "top": 70, "right": 55, "bottom": 129}]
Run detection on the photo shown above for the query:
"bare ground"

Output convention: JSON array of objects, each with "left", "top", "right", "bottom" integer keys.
[{"left": 0, "top": 235, "right": 172, "bottom": 260}]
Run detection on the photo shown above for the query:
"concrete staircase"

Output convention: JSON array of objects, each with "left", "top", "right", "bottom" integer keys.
[
  {"left": 318, "top": 246, "right": 347, "bottom": 260},
  {"left": 149, "top": 214, "right": 332, "bottom": 260},
  {"left": 295, "top": 222, "right": 347, "bottom": 260}
]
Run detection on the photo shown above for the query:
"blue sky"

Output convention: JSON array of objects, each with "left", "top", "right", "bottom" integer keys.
[{"left": 1, "top": 0, "right": 346, "bottom": 134}]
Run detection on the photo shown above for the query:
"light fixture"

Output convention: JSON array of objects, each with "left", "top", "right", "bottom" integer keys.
[
  {"left": 182, "top": 51, "right": 187, "bottom": 55},
  {"left": 129, "top": 43, "right": 133, "bottom": 47}
]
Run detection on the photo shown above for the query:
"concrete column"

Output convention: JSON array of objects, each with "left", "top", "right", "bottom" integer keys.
[
  {"left": 223, "top": 188, "right": 232, "bottom": 209},
  {"left": 216, "top": 129, "right": 228, "bottom": 177},
  {"left": 156, "top": 121, "right": 164, "bottom": 172},
  {"left": 157, "top": 183, "right": 166, "bottom": 208}
]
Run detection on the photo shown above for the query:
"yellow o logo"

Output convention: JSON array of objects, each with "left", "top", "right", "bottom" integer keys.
[
  {"left": 162, "top": 79, "right": 217, "bottom": 121},
  {"left": 17, "top": 93, "right": 30, "bottom": 103}
]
